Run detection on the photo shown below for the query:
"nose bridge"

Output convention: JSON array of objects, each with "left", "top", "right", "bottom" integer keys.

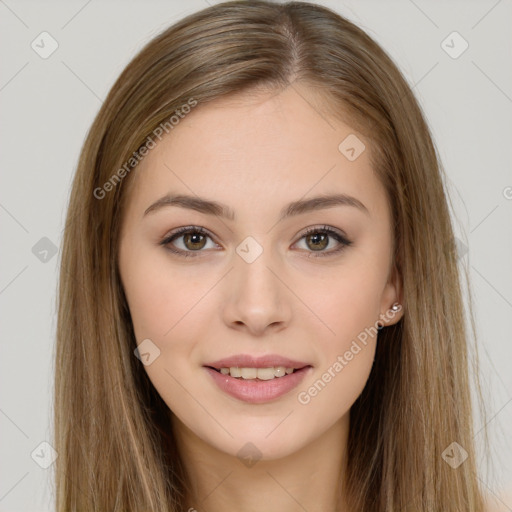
[
  {"left": 223, "top": 237, "right": 291, "bottom": 333},
  {"left": 234, "top": 239, "right": 281, "bottom": 302}
]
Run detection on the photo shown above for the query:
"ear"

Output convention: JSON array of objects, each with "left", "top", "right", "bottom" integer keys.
[{"left": 378, "top": 262, "right": 403, "bottom": 328}]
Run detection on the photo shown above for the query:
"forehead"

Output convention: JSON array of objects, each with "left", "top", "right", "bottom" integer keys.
[{"left": 123, "top": 85, "right": 388, "bottom": 223}]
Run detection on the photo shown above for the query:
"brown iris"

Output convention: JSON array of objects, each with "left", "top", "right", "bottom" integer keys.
[
  {"left": 183, "top": 232, "right": 207, "bottom": 250},
  {"left": 305, "top": 232, "right": 329, "bottom": 251}
]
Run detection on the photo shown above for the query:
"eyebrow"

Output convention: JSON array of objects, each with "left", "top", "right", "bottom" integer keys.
[{"left": 143, "top": 192, "right": 370, "bottom": 221}]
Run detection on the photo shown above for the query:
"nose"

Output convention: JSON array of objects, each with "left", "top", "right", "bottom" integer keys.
[{"left": 222, "top": 248, "right": 292, "bottom": 336}]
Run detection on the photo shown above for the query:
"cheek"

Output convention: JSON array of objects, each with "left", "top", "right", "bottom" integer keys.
[
  {"left": 293, "top": 256, "right": 386, "bottom": 409},
  {"left": 296, "top": 338, "right": 376, "bottom": 431},
  {"left": 120, "top": 244, "right": 220, "bottom": 403},
  {"left": 119, "top": 247, "right": 207, "bottom": 404},
  {"left": 120, "top": 244, "right": 202, "bottom": 342},
  {"left": 301, "top": 260, "right": 386, "bottom": 351},
  {"left": 294, "top": 273, "right": 382, "bottom": 418}
]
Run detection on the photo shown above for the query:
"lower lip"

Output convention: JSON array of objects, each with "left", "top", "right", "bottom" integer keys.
[{"left": 204, "top": 366, "right": 312, "bottom": 404}]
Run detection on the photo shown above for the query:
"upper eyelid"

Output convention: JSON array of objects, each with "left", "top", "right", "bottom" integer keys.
[{"left": 163, "top": 226, "right": 218, "bottom": 244}]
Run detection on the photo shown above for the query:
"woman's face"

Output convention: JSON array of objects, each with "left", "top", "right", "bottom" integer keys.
[{"left": 118, "top": 85, "right": 402, "bottom": 460}]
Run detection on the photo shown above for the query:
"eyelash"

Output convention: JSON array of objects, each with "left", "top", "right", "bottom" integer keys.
[{"left": 160, "top": 225, "right": 353, "bottom": 259}]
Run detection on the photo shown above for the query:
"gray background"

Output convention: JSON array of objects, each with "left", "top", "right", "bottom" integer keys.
[{"left": 1, "top": 1, "right": 511, "bottom": 510}]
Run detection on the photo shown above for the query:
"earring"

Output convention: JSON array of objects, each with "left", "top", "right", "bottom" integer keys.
[{"left": 378, "top": 303, "right": 402, "bottom": 331}]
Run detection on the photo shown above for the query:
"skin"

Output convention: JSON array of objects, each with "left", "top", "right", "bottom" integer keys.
[{"left": 118, "top": 84, "right": 403, "bottom": 512}]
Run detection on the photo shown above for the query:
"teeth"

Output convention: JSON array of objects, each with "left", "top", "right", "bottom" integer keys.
[
  {"left": 241, "top": 367, "right": 258, "bottom": 379},
  {"left": 254, "top": 367, "right": 275, "bottom": 380},
  {"left": 218, "top": 366, "right": 297, "bottom": 380},
  {"left": 230, "top": 367, "right": 242, "bottom": 378}
]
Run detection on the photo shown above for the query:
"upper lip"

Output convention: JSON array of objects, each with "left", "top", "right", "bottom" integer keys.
[{"left": 204, "top": 354, "right": 311, "bottom": 369}]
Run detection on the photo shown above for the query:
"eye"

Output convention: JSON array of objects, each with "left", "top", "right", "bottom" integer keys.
[
  {"left": 160, "top": 226, "right": 219, "bottom": 257},
  {"left": 293, "top": 225, "right": 353, "bottom": 258},
  {"left": 160, "top": 225, "right": 353, "bottom": 258}
]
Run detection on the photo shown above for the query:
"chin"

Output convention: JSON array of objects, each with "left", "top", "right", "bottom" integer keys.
[
  {"left": 206, "top": 417, "right": 312, "bottom": 462},
  {"left": 224, "top": 435, "right": 304, "bottom": 463}
]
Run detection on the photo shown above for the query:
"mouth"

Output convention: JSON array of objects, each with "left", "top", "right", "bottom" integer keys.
[
  {"left": 205, "top": 365, "right": 310, "bottom": 381},
  {"left": 203, "top": 364, "right": 313, "bottom": 404}
]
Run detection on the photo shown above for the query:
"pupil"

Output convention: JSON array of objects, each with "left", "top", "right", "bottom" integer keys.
[
  {"left": 185, "top": 233, "right": 205, "bottom": 250},
  {"left": 308, "top": 233, "right": 327, "bottom": 251}
]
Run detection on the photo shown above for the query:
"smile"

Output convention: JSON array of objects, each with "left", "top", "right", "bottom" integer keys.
[
  {"left": 204, "top": 365, "right": 313, "bottom": 404},
  {"left": 210, "top": 366, "right": 297, "bottom": 380}
]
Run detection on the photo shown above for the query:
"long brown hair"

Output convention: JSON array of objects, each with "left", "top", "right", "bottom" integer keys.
[{"left": 54, "top": 1, "right": 489, "bottom": 510}]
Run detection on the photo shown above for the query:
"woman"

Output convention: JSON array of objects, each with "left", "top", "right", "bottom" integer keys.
[{"left": 54, "top": 1, "right": 488, "bottom": 510}]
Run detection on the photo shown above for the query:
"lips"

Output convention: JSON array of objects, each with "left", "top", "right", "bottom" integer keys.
[
  {"left": 203, "top": 354, "right": 313, "bottom": 403},
  {"left": 204, "top": 354, "right": 311, "bottom": 370},
  {"left": 204, "top": 365, "right": 313, "bottom": 404}
]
